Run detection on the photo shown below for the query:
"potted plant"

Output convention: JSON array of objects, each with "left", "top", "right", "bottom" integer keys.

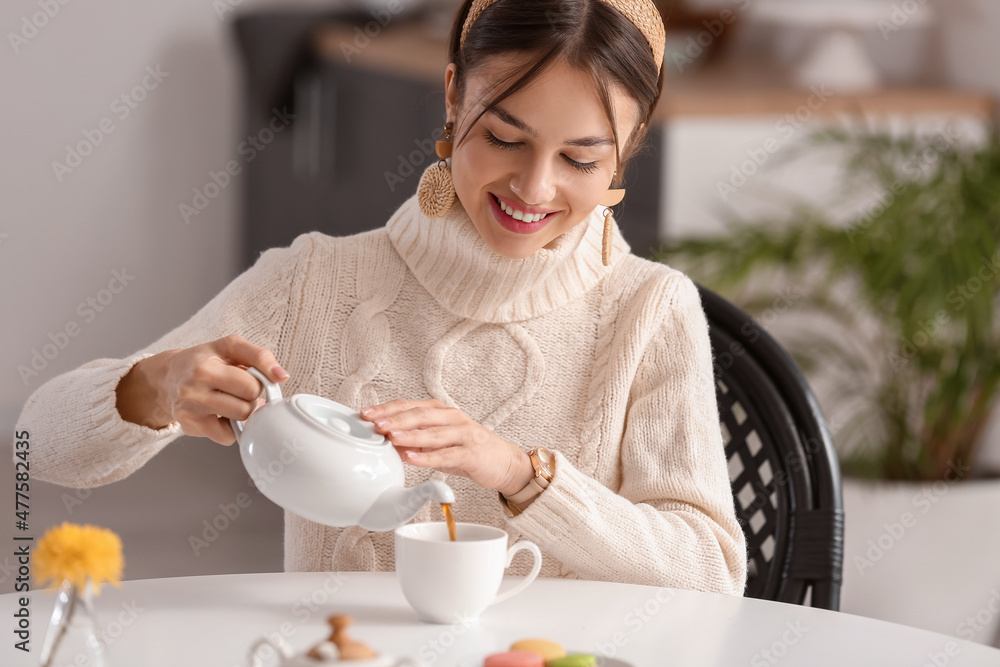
[{"left": 654, "top": 126, "right": 1000, "bottom": 645}]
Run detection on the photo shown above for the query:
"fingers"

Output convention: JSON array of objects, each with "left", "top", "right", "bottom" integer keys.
[
  {"left": 361, "top": 398, "right": 448, "bottom": 418},
  {"left": 209, "top": 415, "right": 239, "bottom": 446},
  {"left": 162, "top": 334, "right": 287, "bottom": 447},
  {"left": 384, "top": 425, "right": 459, "bottom": 451},
  {"left": 212, "top": 334, "right": 288, "bottom": 384},
  {"left": 207, "top": 389, "right": 265, "bottom": 421},
  {"left": 180, "top": 414, "right": 238, "bottom": 446},
  {"left": 173, "top": 385, "right": 264, "bottom": 446},
  {"left": 395, "top": 443, "right": 465, "bottom": 470},
  {"left": 212, "top": 362, "right": 270, "bottom": 403},
  {"left": 365, "top": 402, "right": 460, "bottom": 433}
]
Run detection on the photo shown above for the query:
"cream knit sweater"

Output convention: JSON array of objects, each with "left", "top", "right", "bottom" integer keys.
[{"left": 16, "top": 179, "right": 748, "bottom": 595}]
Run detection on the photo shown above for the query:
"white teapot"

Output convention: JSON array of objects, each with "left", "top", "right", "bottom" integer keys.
[{"left": 231, "top": 367, "right": 454, "bottom": 531}]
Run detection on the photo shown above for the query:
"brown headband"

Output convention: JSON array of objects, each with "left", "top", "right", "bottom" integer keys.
[{"left": 459, "top": 0, "right": 666, "bottom": 74}]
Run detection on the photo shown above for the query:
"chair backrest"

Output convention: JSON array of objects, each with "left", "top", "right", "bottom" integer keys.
[{"left": 696, "top": 283, "right": 844, "bottom": 610}]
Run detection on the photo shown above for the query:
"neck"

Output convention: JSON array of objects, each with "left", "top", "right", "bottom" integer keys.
[{"left": 386, "top": 178, "right": 630, "bottom": 323}]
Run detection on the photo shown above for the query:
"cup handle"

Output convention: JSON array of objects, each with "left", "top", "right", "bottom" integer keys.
[
  {"left": 490, "top": 540, "right": 542, "bottom": 607},
  {"left": 229, "top": 366, "right": 283, "bottom": 444}
]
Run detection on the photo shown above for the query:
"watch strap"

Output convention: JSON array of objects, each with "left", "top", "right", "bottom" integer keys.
[
  {"left": 504, "top": 476, "right": 547, "bottom": 505},
  {"left": 498, "top": 490, "right": 522, "bottom": 517},
  {"left": 499, "top": 447, "right": 555, "bottom": 517}
]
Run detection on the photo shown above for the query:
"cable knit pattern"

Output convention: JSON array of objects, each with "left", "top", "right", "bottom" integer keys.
[
  {"left": 577, "top": 268, "right": 625, "bottom": 478},
  {"left": 14, "top": 165, "right": 747, "bottom": 595},
  {"left": 327, "top": 231, "right": 408, "bottom": 571}
]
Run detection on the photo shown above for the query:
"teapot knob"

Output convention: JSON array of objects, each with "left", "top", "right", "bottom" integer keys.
[{"left": 325, "top": 416, "right": 352, "bottom": 434}]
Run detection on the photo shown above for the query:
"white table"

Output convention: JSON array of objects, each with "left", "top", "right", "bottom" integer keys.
[{"left": 4, "top": 572, "right": 999, "bottom": 666}]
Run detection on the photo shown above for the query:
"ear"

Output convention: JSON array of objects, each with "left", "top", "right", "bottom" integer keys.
[{"left": 444, "top": 63, "right": 459, "bottom": 119}]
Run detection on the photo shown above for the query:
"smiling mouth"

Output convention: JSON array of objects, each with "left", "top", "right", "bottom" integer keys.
[{"left": 491, "top": 193, "right": 556, "bottom": 222}]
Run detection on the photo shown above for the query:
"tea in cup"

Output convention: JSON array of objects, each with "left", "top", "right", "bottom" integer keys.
[{"left": 394, "top": 522, "right": 542, "bottom": 624}]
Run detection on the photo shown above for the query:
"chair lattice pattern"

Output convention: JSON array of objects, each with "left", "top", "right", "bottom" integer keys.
[
  {"left": 718, "top": 377, "right": 784, "bottom": 597},
  {"left": 698, "top": 283, "right": 841, "bottom": 608}
]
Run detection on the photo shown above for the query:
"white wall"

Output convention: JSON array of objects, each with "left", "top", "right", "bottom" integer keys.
[
  {"left": 1, "top": 0, "right": 242, "bottom": 415},
  {"left": 0, "top": 0, "right": 341, "bottom": 579}
]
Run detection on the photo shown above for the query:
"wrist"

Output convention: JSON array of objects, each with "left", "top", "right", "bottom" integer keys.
[
  {"left": 498, "top": 447, "right": 535, "bottom": 498},
  {"left": 116, "top": 353, "right": 175, "bottom": 429}
]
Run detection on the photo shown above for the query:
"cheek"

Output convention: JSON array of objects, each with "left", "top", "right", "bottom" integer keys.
[
  {"left": 452, "top": 143, "right": 506, "bottom": 204},
  {"left": 455, "top": 141, "right": 503, "bottom": 177}
]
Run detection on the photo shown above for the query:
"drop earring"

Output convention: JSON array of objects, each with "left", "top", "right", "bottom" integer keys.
[
  {"left": 599, "top": 173, "right": 625, "bottom": 266},
  {"left": 417, "top": 120, "right": 456, "bottom": 218}
]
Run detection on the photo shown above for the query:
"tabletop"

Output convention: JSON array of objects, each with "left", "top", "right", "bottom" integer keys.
[{"left": 4, "top": 572, "right": 1000, "bottom": 666}]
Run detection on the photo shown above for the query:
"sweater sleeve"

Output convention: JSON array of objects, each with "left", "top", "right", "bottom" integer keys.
[
  {"left": 504, "top": 273, "right": 748, "bottom": 595},
  {"left": 12, "top": 233, "right": 316, "bottom": 489}
]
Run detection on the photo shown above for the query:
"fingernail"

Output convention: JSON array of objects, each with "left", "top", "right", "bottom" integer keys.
[
  {"left": 390, "top": 430, "right": 405, "bottom": 439},
  {"left": 360, "top": 407, "right": 374, "bottom": 417},
  {"left": 271, "top": 365, "right": 289, "bottom": 380},
  {"left": 406, "top": 451, "right": 419, "bottom": 460}
]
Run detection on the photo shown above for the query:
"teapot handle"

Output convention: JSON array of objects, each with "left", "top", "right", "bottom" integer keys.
[{"left": 230, "top": 366, "right": 283, "bottom": 443}]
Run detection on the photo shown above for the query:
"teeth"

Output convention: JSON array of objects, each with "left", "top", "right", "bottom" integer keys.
[{"left": 496, "top": 196, "right": 546, "bottom": 223}]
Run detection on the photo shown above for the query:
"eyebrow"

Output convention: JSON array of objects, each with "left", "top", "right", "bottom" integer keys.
[{"left": 488, "top": 106, "right": 615, "bottom": 147}]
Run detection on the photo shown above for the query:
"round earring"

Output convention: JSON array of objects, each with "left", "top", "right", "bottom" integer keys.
[
  {"left": 599, "top": 173, "right": 625, "bottom": 266},
  {"left": 418, "top": 121, "right": 456, "bottom": 218}
]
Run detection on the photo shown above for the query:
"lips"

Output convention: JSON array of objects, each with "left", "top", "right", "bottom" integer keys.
[
  {"left": 490, "top": 193, "right": 558, "bottom": 219},
  {"left": 488, "top": 192, "right": 557, "bottom": 235}
]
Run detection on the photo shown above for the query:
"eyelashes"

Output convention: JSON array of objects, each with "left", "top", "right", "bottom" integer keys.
[{"left": 482, "top": 130, "right": 600, "bottom": 175}]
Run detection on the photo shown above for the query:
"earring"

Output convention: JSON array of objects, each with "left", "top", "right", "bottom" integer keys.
[
  {"left": 599, "top": 173, "right": 625, "bottom": 266},
  {"left": 418, "top": 121, "right": 456, "bottom": 218}
]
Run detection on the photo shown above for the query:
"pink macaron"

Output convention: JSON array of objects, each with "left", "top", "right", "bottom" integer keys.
[{"left": 483, "top": 651, "right": 545, "bottom": 667}]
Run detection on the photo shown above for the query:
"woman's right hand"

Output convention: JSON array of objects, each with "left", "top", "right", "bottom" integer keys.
[{"left": 115, "top": 334, "right": 289, "bottom": 445}]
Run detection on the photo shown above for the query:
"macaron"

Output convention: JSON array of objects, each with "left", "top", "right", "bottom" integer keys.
[
  {"left": 546, "top": 655, "right": 598, "bottom": 667},
  {"left": 509, "top": 639, "right": 566, "bottom": 660},
  {"left": 484, "top": 651, "right": 544, "bottom": 667}
]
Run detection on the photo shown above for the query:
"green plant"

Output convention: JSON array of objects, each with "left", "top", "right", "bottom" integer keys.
[{"left": 655, "top": 127, "right": 1000, "bottom": 481}]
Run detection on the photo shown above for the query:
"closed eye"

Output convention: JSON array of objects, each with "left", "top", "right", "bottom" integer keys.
[{"left": 483, "top": 130, "right": 600, "bottom": 175}]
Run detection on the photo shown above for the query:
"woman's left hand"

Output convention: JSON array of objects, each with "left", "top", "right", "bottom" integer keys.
[{"left": 359, "top": 399, "right": 532, "bottom": 497}]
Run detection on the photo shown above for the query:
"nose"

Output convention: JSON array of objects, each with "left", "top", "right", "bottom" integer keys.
[{"left": 510, "top": 158, "right": 556, "bottom": 205}]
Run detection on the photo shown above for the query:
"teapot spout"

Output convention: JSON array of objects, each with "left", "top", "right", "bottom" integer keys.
[{"left": 357, "top": 480, "right": 456, "bottom": 531}]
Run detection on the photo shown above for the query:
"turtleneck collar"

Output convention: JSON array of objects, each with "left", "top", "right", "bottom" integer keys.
[{"left": 385, "top": 169, "right": 631, "bottom": 323}]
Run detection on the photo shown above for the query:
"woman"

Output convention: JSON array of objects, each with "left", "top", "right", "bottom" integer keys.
[{"left": 17, "top": 0, "right": 747, "bottom": 594}]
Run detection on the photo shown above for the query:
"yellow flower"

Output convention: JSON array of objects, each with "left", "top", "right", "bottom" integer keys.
[{"left": 35, "top": 522, "right": 123, "bottom": 594}]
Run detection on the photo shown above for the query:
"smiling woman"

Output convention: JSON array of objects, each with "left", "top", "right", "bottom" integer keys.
[
  {"left": 447, "top": 54, "right": 637, "bottom": 258},
  {"left": 423, "top": 0, "right": 664, "bottom": 262},
  {"left": 16, "top": 0, "right": 748, "bottom": 597}
]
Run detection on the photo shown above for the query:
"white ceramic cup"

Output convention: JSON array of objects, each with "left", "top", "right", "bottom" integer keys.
[{"left": 394, "top": 522, "right": 542, "bottom": 624}]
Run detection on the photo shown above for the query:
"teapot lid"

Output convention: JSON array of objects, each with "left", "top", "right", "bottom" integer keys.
[{"left": 289, "top": 395, "right": 387, "bottom": 447}]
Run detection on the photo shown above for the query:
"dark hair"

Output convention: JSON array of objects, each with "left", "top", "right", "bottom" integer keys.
[{"left": 447, "top": 0, "right": 664, "bottom": 189}]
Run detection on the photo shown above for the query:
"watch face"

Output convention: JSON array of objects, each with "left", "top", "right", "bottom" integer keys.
[{"left": 534, "top": 447, "right": 555, "bottom": 480}]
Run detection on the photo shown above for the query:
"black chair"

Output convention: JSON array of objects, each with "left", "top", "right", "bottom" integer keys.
[{"left": 697, "top": 283, "right": 844, "bottom": 610}]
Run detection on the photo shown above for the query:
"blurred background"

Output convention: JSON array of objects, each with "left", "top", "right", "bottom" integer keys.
[{"left": 2, "top": 0, "right": 999, "bottom": 649}]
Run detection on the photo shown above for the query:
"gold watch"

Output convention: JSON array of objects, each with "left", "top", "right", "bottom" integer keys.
[{"left": 500, "top": 447, "right": 555, "bottom": 517}]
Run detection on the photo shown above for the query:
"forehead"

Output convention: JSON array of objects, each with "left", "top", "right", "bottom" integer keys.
[{"left": 464, "top": 52, "right": 638, "bottom": 133}]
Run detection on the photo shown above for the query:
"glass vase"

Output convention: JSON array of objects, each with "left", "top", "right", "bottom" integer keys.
[{"left": 39, "top": 577, "right": 107, "bottom": 667}]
